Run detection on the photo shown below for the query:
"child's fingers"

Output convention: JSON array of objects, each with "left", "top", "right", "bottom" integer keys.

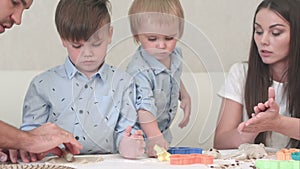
[
  {"left": 124, "top": 126, "right": 132, "bottom": 137},
  {"left": 132, "top": 130, "right": 144, "bottom": 139},
  {"left": 134, "top": 130, "right": 143, "bottom": 136}
]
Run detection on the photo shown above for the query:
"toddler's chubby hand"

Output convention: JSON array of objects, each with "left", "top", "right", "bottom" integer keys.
[
  {"left": 146, "top": 134, "right": 169, "bottom": 157},
  {"left": 119, "top": 126, "right": 145, "bottom": 159}
]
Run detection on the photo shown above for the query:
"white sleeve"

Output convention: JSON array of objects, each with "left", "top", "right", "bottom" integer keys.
[{"left": 218, "top": 63, "right": 247, "bottom": 104}]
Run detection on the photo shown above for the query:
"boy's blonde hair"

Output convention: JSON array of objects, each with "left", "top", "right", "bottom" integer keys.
[{"left": 128, "top": 0, "right": 184, "bottom": 41}]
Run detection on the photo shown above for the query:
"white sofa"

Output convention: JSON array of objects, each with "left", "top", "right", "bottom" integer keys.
[{"left": 0, "top": 71, "right": 225, "bottom": 149}]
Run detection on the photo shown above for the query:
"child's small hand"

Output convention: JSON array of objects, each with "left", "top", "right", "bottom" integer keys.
[
  {"left": 179, "top": 85, "right": 191, "bottom": 128},
  {"left": 146, "top": 134, "right": 169, "bottom": 157},
  {"left": 119, "top": 126, "right": 145, "bottom": 159}
]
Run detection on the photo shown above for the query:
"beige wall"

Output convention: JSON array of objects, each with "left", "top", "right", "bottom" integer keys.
[{"left": 0, "top": 0, "right": 261, "bottom": 72}]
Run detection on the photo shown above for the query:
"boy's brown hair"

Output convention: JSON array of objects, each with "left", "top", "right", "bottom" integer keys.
[{"left": 55, "top": 0, "right": 111, "bottom": 42}]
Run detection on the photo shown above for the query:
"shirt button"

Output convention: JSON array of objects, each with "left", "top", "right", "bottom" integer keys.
[
  {"left": 75, "top": 136, "right": 79, "bottom": 140},
  {"left": 84, "top": 84, "right": 88, "bottom": 88},
  {"left": 79, "top": 110, "right": 83, "bottom": 114},
  {"left": 169, "top": 109, "right": 172, "bottom": 113}
]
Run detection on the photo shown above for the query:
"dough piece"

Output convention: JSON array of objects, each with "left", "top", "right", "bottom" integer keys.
[
  {"left": 205, "top": 148, "right": 221, "bottom": 159},
  {"left": 45, "top": 156, "right": 104, "bottom": 164},
  {"left": 221, "top": 143, "right": 267, "bottom": 160},
  {"left": 62, "top": 149, "right": 74, "bottom": 162}
]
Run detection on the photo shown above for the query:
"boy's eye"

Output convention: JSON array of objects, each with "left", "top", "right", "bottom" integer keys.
[
  {"left": 165, "top": 37, "right": 174, "bottom": 41},
  {"left": 148, "top": 37, "right": 157, "bottom": 41},
  {"left": 72, "top": 44, "right": 82, "bottom": 49},
  {"left": 92, "top": 41, "right": 102, "bottom": 47}
]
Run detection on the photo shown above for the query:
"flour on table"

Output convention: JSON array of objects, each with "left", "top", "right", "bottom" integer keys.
[{"left": 0, "top": 164, "right": 75, "bottom": 169}]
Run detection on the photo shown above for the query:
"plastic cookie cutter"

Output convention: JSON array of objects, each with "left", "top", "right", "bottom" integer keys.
[
  {"left": 154, "top": 145, "right": 171, "bottom": 161},
  {"left": 255, "top": 159, "right": 300, "bottom": 169},
  {"left": 170, "top": 154, "right": 214, "bottom": 165},
  {"left": 167, "top": 147, "right": 202, "bottom": 154},
  {"left": 276, "top": 148, "right": 300, "bottom": 160},
  {"left": 291, "top": 152, "right": 300, "bottom": 161}
]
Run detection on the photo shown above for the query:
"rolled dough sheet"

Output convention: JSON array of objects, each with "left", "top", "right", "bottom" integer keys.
[{"left": 44, "top": 156, "right": 104, "bottom": 164}]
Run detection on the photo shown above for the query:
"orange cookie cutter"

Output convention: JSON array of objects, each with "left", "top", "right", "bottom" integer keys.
[
  {"left": 170, "top": 154, "right": 214, "bottom": 165},
  {"left": 276, "top": 148, "right": 300, "bottom": 160}
]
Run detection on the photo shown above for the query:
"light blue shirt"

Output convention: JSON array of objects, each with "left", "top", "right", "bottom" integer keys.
[
  {"left": 21, "top": 58, "right": 137, "bottom": 154},
  {"left": 126, "top": 46, "right": 182, "bottom": 143}
]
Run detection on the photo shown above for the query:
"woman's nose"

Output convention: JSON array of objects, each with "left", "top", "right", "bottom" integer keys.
[
  {"left": 261, "top": 33, "right": 270, "bottom": 46},
  {"left": 11, "top": 8, "right": 24, "bottom": 25}
]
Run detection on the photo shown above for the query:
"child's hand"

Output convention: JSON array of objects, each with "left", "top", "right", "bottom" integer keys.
[
  {"left": 146, "top": 134, "right": 169, "bottom": 157},
  {"left": 179, "top": 85, "right": 191, "bottom": 128},
  {"left": 119, "top": 126, "right": 145, "bottom": 159}
]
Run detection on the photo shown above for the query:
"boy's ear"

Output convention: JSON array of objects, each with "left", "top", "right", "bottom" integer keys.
[
  {"left": 60, "top": 37, "right": 67, "bottom": 47},
  {"left": 134, "top": 35, "right": 139, "bottom": 42},
  {"left": 108, "top": 26, "right": 113, "bottom": 44}
]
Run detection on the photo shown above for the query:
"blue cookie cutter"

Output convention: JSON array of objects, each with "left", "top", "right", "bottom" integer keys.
[
  {"left": 168, "top": 147, "right": 202, "bottom": 154},
  {"left": 291, "top": 152, "right": 300, "bottom": 161}
]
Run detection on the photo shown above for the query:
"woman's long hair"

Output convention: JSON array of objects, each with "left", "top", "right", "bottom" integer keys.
[{"left": 245, "top": 0, "right": 300, "bottom": 148}]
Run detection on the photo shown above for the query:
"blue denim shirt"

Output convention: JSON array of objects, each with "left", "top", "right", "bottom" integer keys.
[
  {"left": 21, "top": 58, "right": 137, "bottom": 154},
  {"left": 126, "top": 46, "right": 182, "bottom": 143}
]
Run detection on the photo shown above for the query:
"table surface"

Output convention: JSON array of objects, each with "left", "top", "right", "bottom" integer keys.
[
  {"left": 46, "top": 149, "right": 266, "bottom": 169},
  {"left": 49, "top": 154, "right": 257, "bottom": 169},
  {"left": 3, "top": 149, "right": 277, "bottom": 169}
]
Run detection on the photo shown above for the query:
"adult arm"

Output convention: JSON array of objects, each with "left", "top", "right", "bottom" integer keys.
[
  {"left": 0, "top": 121, "right": 29, "bottom": 150},
  {"left": 214, "top": 99, "right": 258, "bottom": 149},
  {"left": 0, "top": 121, "right": 82, "bottom": 153}
]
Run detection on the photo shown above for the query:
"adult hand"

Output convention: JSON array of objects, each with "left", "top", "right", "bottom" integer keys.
[
  {"left": 22, "top": 123, "right": 82, "bottom": 154},
  {"left": 146, "top": 134, "right": 168, "bottom": 157},
  {"left": 9, "top": 147, "right": 63, "bottom": 163},
  {"left": 119, "top": 126, "right": 145, "bottom": 159},
  {"left": 253, "top": 87, "right": 276, "bottom": 116},
  {"left": 240, "top": 87, "right": 281, "bottom": 133},
  {"left": 0, "top": 149, "right": 8, "bottom": 162},
  {"left": 237, "top": 121, "right": 260, "bottom": 143}
]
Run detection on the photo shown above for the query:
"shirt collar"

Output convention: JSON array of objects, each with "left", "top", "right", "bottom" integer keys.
[
  {"left": 64, "top": 57, "right": 78, "bottom": 79},
  {"left": 139, "top": 46, "right": 181, "bottom": 75},
  {"left": 64, "top": 57, "right": 108, "bottom": 80}
]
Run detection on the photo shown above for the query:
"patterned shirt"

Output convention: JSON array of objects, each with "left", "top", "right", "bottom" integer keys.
[
  {"left": 126, "top": 46, "right": 182, "bottom": 143},
  {"left": 21, "top": 58, "right": 137, "bottom": 154}
]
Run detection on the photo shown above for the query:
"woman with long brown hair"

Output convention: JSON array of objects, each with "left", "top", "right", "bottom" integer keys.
[{"left": 214, "top": 0, "right": 300, "bottom": 149}]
